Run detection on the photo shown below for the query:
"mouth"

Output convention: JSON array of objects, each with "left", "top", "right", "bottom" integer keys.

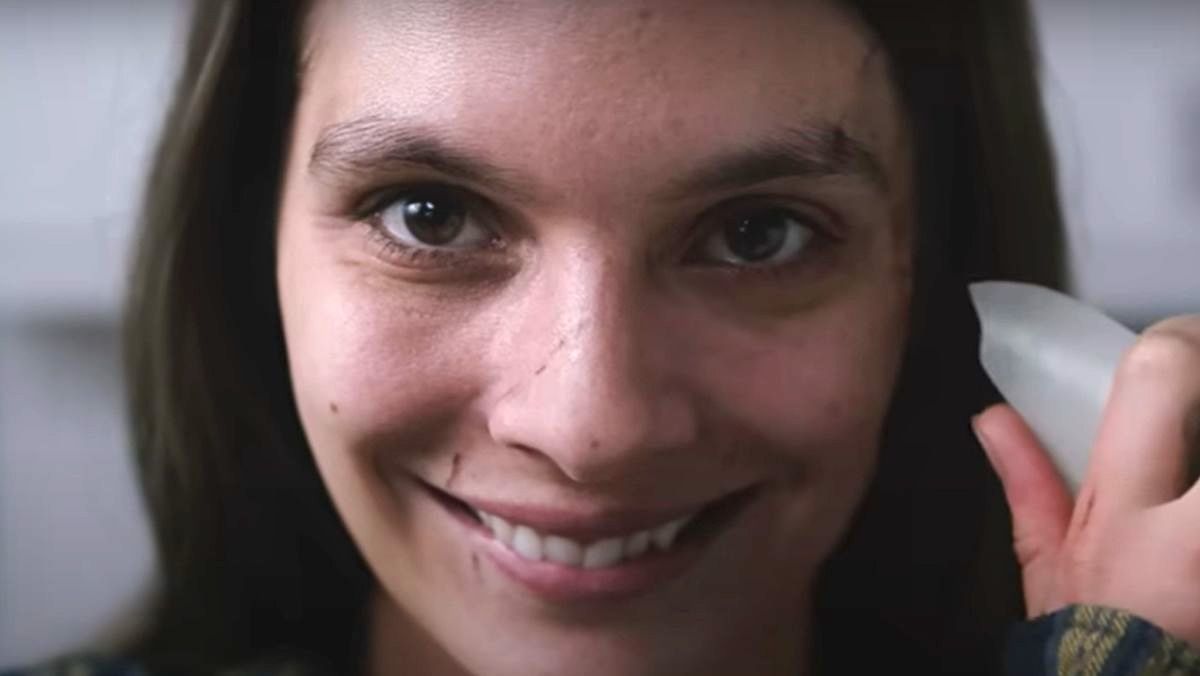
[{"left": 414, "top": 477, "right": 760, "bottom": 600}]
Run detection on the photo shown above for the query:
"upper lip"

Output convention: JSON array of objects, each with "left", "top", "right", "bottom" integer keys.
[{"left": 421, "top": 479, "right": 753, "bottom": 542}]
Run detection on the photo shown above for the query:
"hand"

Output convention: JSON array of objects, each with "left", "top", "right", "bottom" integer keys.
[{"left": 973, "top": 315, "right": 1200, "bottom": 647}]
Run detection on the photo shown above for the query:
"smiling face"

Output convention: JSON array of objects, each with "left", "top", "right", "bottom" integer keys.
[{"left": 276, "top": 1, "right": 913, "bottom": 674}]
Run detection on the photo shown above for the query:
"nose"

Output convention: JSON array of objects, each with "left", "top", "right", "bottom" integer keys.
[{"left": 486, "top": 253, "right": 699, "bottom": 485}]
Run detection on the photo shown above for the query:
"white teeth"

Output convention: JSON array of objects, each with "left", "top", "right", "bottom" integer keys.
[
  {"left": 543, "top": 535, "right": 583, "bottom": 566},
  {"left": 490, "top": 515, "right": 515, "bottom": 546},
  {"left": 511, "top": 525, "right": 543, "bottom": 561},
  {"left": 651, "top": 516, "right": 690, "bottom": 551},
  {"left": 476, "top": 508, "right": 697, "bottom": 569},
  {"left": 625, "top": 530, "right": 651, "bottom": 558},
  {"left": 582, "top": 537, "right": 625, "bottom": 569}
]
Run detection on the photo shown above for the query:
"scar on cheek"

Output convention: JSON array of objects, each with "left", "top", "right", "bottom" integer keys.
[
  {"left": 533, "top": 337, "right": 567, "bottom": 378},
  {"left": 446, "top": 452, "right": 463, "bottom": 489}
]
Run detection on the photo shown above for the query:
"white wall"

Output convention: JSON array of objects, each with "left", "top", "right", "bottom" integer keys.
[
  {"left": 0, "top": 321, "right": 154, "bottom": 663},
  {"left": 0, "top": 0, "right": 1197, "bottom": 669},
  {"left": 0, "top": 1, "right": 186, "bottom": 666},
  {"left": 1031, "top": 0, "right": 1200, "bottom": 326}
]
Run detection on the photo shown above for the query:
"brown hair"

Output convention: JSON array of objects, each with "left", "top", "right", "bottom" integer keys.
[{"left": 123, "top": 1, "right": 1064, "bottom": 673}]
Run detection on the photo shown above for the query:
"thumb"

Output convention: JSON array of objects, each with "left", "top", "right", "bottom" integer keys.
[{"left": 973, "top": 403, "right": 1074, "bottom": 616}]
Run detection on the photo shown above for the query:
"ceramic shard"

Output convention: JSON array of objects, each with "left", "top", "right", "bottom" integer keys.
[{"left": 969, "top": 281, "right": 1137, "bottom": 493}]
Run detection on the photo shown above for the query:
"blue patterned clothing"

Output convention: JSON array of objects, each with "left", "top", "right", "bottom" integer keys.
[{"left": 6, "top": 604, "right": 1199, "bottom": 675}]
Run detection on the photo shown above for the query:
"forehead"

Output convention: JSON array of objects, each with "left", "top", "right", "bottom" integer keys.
[{"left": 298, "top": 0, "right": 904, "bottom": 199}]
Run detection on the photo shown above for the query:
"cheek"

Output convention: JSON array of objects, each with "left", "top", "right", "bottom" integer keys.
[
  {"left": 278, "top": 234, "right": 487, "bottom": 474},
  {"left": 687, "top": 284, "right": 908, "bottom": 480}
]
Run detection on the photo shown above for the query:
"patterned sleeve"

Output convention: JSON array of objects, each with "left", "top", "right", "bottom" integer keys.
[
  {"left": 1007, "top": 604, "right": 1200, "bottom": 676},
  {"left": 0, "top": 656, "right": 146, "bottom": 676},
  {"left": 0, "top": 656, "right": 320, "bottom": 676}
]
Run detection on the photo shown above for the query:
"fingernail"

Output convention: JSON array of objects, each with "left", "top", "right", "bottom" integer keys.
[{"left": 972, "top": 414, "right": 1003, "bottom": 475}]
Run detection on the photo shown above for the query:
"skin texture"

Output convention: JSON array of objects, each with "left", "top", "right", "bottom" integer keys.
[{"left": 276, "top": 1, "right": 913, "bottom": 674}]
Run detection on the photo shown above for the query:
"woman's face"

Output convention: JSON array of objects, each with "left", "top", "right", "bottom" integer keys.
[{"left": 277, "top": 1, "right": 912, "bottom": 674}]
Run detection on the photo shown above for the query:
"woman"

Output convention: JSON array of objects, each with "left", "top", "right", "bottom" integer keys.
[{"left": 16, "top": 0, "right": 1200, "bottom": 674}]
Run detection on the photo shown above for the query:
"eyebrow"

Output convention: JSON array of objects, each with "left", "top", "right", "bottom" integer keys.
[
  {"left": 309, "top": 115, "right": 889, "bottom": 203},
  {"left": 659, "top": 124, "right": 889, "bottom": 199},
  {"left": 309, "top": 115, "right": 542, "bottom": 202}
]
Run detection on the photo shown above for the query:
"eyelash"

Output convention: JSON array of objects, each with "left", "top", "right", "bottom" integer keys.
[{"left": 354, "top": 185, "right": 841, "bottom": 279}]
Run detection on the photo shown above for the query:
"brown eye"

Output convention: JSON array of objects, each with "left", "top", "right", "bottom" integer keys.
[
  {"left": 377, "top": 191, "right": 491, "bottom": 249},
  {"left": 700, "top": 207, "right": 815, "bottom": 266}
]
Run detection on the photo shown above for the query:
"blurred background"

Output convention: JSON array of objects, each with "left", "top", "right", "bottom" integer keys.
[{"left": 0, "top": 0, "right": 1197, "bottom": 668}]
